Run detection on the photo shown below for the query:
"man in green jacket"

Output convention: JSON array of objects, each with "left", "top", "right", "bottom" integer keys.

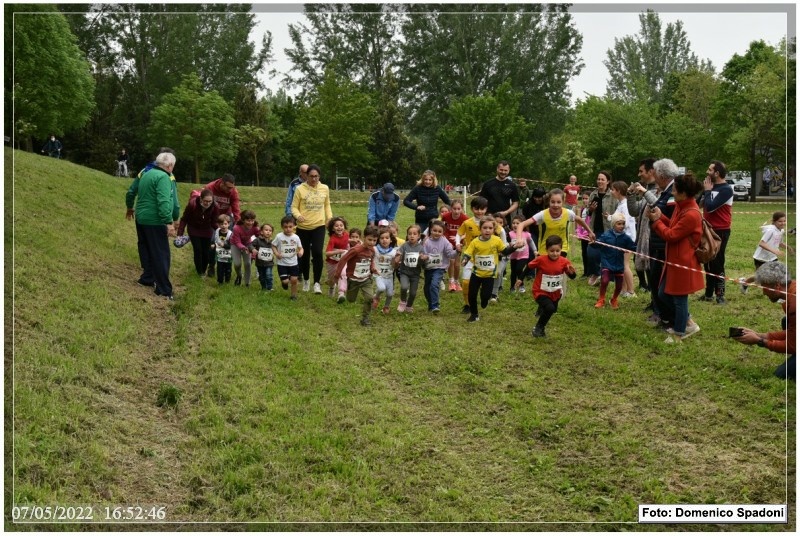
[{"left": 134, "top": 152, "right": 179, "bottom": 299}]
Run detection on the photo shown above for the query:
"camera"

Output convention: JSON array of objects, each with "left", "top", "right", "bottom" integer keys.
[{"left": 729, "top": 327, "right": 744, "bottom": 338}]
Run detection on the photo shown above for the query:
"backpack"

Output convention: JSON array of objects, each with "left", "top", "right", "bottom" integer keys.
[{"left": 688, "top": 208, "right": 721, "bottom": 264}]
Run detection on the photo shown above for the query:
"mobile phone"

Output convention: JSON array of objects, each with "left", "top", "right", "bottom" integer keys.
[{"left": 729, "top": 327, "right": 744, "bottom": 338}]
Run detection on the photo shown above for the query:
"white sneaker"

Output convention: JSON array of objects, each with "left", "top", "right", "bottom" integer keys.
[
  {"left": 313, "top": 282, "right": 322, "bottom": 294},
  {"left": 302, "top": 280, "right": 310, "bottom": 292},
  {"left": 440, "top": 280, "right": 446, "bottom": 291}
]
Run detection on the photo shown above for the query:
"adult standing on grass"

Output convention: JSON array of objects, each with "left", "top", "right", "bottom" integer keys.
[
  {"left": 732, "top": 261, "right": 795, "bottom": 381},
  {"left": 126, "top": 147, "right": 181, "bottom": 287},
  {"left": 367, "top": 182, "right": 400, "bottom": 228},
  {"left": 41, "top": 134, "right": 62, "bottom": 158},
  {"left": 479, "top": 161, "right": 518, "bottom": 225},
  {"left": 564, "top": 174, "right": 581, "bottom": 212},
  {"left": 697, "top": 161, "right": 734, "bottom": 305},
  {"left": 403, "top": 170, "right": 451, "bottom": 234},
  {"left": 134, "top": 152, "right": 179, "bottom": 300},
  {"left": 647, "top": 171, "right": 703, "bottom": 343},
  {"left": 585, "top": 171, "right": 619, "bottom": 286},
  {"left": 632, "top": 158, "right": 679, "bottom": 328},
  {"left": 285, "top": 163, "right": 309, "bottom": 216},
  {"left": 204, "top": 173, "right": 240, "bottom": 278},
  {"left": 177, "top": 189, "right": 219, "bottom": 277},
  {"left": 630, "top": 158, "right": 658, "bottom": 297},
  {"left": 291, "top": 164, "right": 332, "bottom": 294}
]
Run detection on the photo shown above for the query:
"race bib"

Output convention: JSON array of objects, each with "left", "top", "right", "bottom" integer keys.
[
  {"left": 377, "top": 256, "right": 393, "bottom": 277},
  {"left": 353, "top": 259, "right": 371, "bottom": 279},
  {"left": 474, "top": 254, "right": 495, "bottom": 272},
  {"left": 281, "top": 242, "right": 297, "bottom": 258},
  {"left": 404, "top": 252, "right": 419, "bottom": 267},
  {"left": 541, "top": 273, "right": 562, "bottom": 292},
  {"left": 330, "top": 251, "right": 342, "bottom": 262},
  {"left": 216, "top": 248, "right": 232, "bottom": 263},
  {"left": 426, "top": 253, "right": 443, "bottom": 268},
  {"left": 257, "top": 247, "right": 273, "bottom": 263}
]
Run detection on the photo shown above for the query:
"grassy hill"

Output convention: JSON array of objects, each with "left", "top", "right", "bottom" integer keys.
[{"left": 4, "top": 148, "right": 796, "bottom": 528}]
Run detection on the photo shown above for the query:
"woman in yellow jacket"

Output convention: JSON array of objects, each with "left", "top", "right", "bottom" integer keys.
[{"left": 291, "top": 164, "right": 333, "bottom": 293}]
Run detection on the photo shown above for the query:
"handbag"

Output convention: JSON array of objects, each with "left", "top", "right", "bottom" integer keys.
[{"left": 688, "top": 208, "right": 721, "bottom": 264}]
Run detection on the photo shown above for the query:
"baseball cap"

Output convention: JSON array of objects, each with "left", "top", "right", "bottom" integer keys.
[
  {"left": 378, "top": 219, "right": 390, "bottom": 227},
  {"left": 382, "top": 183, "right": 395, "bottom": 194}
]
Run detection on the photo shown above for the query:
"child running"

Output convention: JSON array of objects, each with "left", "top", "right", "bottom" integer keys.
[
  {"left": 456, "top": 196, "right": 490, "bottom": 314},
  {"left": 739, "top": 211, "right": 793, "bottom": 292},
  {"left": 394, "top": 224, "right": 425, "bottom": 313},
  {"left": 461, "top": 216, "right": 519, "bottom": 322},
  {"left": 372, "top": 228, "right": 399, "bottom": 314},
  {"left": 442, "top": 199, "right": 469, "bottom": 291},
  {"left": 490, "top": 211, "right": 510, "bottom": 303},
  {"left": 325, "top": 216, "right": 350, "bottom": 298},
  {"left": 590, "top": 212, "right": 636, "bottom": 309},
  {"left": 335, "top": 226, "right": 379, "bottom": 326},
  {"left": 422, "top": 220, "right": 457, "bottom": 313},
  {"left": 211, "top": 214, "right": 233, "bottom": 284},
  {"left": 508, "top": 214, "right": 537, "bottom": 293},
  {"left": 525, "top": 235, "right": 577, "bottom": 337},
  {"left": 272, "top": 215, "right": 304, "bottom": 300},
  {"left": 231, "top": 210, "right": 259, "bottom": 287},
  {"left": 251, "top": 223, "right": 275, "bottom": 291}
]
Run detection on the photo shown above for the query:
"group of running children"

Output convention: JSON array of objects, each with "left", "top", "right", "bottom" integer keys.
[{"left": 205, "top": 188, "right": 791, "bottom": 337}]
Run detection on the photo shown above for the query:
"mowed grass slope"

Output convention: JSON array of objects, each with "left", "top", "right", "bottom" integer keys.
[{"left": 6, "top": 148, "right": 796, "bottom": 528}]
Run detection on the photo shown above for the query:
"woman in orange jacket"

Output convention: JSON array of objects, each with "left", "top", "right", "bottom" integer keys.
[{"left": 648, "top": 172, "right": 704, "bottom": 343}]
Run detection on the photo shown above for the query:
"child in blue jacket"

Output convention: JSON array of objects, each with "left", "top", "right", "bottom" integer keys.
[{"left": 590, "top": 212, "right": 635, "bottom": 309}]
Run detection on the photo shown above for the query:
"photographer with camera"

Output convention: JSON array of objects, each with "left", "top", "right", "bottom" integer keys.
[{"left": 732, "top": 261, "right": 795, "bottom": 381}]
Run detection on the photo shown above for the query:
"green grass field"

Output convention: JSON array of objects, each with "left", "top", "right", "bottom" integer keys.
[{"left": 5, "top": 148, "right": 796, "bottom": 529}]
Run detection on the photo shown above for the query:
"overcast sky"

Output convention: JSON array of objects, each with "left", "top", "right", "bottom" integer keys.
[{"left": 250, "top": 1, "right": 792, "bottom": 103}]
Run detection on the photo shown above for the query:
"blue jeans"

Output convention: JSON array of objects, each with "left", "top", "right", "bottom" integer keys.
[
  {"left": 658, "top": 277, "right": 688, "bottom": 335},
  {"left": 423, "top": 268, "right": 446, "bottom": 310},
  {"left": 257, "top": 265, "right": 274, "bottom": 290}
]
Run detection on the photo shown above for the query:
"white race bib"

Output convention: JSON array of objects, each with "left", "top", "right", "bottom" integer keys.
[
  {"left": 474, "top": 254, "right": 495, "bottom": 272},
  {"left": 257, "top": 247, "right": 273, "bottom": 263},
  {"left": 217, "top": 248, "right": 232, "bottom": 262},
  {"left": 541, "top": 273, "right": 562, "bottom": 292},
  {"left": 281, "top": 242, "right": 297, "bottom": 258},
  {"left": 404, "top": 252, "right": 419, "bottom": 268},
  {"left": 330, "top": 251, "right": 342, "bottom": 262},
  {"left": 426, "top": 253, "right": 443, "bottom": 268},
  {"left": 353, "top": 259, "right": 371, "bottom": 279},
  {"left": 377, "top": 255, "right": 393, "bottom": 277}
]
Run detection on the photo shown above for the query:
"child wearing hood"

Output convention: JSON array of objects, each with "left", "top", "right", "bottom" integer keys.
[{"left": 590, "top": 212, "right": 636, "bottom": 310}]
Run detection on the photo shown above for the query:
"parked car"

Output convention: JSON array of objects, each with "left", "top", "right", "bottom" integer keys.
[
  {"left": 728, "top": 171, "right": 752, "bottom": 190},
  {"left": 726, "top": 178, "right": 750, "bottom": 201}
]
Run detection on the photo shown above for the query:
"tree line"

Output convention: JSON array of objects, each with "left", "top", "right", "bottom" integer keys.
[{"left": 5, "top": 4, "right": 794, "bottom": 192}]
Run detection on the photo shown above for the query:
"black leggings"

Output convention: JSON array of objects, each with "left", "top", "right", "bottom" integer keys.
[
  {"left": 509, "top": 258, "right": 528, "bottom": 288},
  {"left": 468, "top": 274, "right": 495, "bottom": 316},
  {"left": 297, "top": 225, "right": 326, "bottom": 284},
  {"left": 189, "top": 235, "right": 212, "bottom": 275}
]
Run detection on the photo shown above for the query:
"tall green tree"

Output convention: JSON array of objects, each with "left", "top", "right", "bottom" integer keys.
[
  {"left": 289, "top": 68, "right": 377, "bottom": 180},
  {"left": 148, "top": 73, "right": 237, "bottom": 182},
  {"left": 604, "top": 10, "right": 712, "bottom": 105},
  {"left": 554, "top": 140, "right": 596, "bottom": 185},
  {"left": 566, "top": 96, "right": 666, "bottom": 179},
  {"left": 367, "top": 70, "right": 416, "bottom": 187},
  {"left": 434, "top": 82, "right": 534, "bottom": 182},
  {"left": 285, "top": 3, "right": 403, "bottom": 94},
  {"left": 715, "top": 41, "right": 788, "bottom": 198},
  {"left": 58, "top": 4, "right": 270, "bottom": 171},
  {"left": 400, "top": 3, "right": 582, "bottom": 161},
  {"left": 6, "top": 4, "right": 95, "bottom": 150}
]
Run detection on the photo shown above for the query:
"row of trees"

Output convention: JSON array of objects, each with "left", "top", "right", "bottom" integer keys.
[{"left": 6, "top": 4, "right": 794, "bottom": 191}]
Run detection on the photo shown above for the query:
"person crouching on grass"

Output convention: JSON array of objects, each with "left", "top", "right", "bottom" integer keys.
[
  {"left": 590, "top": 212, "right": 636, "bottom": 310},
  {"left": 335, "top": 226, "right": 380, "bottom": 326},
  {"left": 525, "top": 235, "right": 577, "bottom": 338},
  {"left": 461, "top": 216, "right": 521, "bottom": 322}
]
